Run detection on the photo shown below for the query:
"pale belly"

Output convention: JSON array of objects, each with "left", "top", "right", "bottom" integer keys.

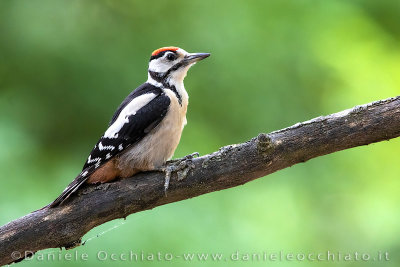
[{"left": 117, "top": 91, "right": 187, "bottom": 174}]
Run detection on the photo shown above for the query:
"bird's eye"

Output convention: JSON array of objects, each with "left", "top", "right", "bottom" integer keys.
[{"left": 166, "top": 53, "right": 176, "bottom": 61}]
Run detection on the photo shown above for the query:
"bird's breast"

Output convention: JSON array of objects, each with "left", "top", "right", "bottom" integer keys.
[{"left": 117, "top": 88, "right": 188, "bottom": 173}]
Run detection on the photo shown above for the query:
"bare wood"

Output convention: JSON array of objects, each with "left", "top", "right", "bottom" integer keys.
[{"left": 1, "top": 96, "right": 400, "bottom": 265}]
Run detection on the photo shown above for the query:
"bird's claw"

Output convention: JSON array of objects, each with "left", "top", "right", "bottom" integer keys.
[
  {"left": 166, "top": 152, "right": 199, "bottom": 164},
  {"left": 158, "top": 152, "right": 199, "bottom": 195}
]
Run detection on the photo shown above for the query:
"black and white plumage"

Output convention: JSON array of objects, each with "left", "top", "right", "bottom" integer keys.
[
  {"left": 49, "top": 47, "right": 210, "bottom": 207},
  {"left": 83, "top": 84, "right": 170, "bottom": 170}
]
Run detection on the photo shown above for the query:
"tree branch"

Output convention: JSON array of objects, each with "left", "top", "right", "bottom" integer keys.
[{"left": 1, "top": 96, "right": 400, "bottom": 265}]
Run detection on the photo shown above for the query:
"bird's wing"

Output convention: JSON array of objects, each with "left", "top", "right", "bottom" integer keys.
[
  {"left": 81, "top": 90, "right": 171, "bottom": 170},
  {"left": 49, "top": 85, "right": 170, "bottom": 207}
]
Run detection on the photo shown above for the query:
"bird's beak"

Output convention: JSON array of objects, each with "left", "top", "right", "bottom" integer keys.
[{"left": 184, "top": 53, "right": 211, "bottom": 64}]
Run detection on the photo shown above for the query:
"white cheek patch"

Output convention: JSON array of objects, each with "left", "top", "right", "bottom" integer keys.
[
  {"left": 149, "top": 59, "right": 170, "bottom": 73},
  {"left": 104, "top": 93, "right": 157, "bottom": 138},
  {"left": 148, "top": 49, "right": 188, "bottom": 73}
]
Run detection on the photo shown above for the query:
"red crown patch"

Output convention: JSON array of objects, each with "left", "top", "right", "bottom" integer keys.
[{"left": 151, "top": 47, "right": 179, "bottom": 56}]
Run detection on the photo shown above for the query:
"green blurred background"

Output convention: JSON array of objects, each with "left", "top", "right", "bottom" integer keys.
[{"left": 1, "top": 0, "right": 399, "bottom": 266}]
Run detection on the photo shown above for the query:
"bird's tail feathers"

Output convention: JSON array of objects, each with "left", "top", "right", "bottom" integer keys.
[{"left": 48, "top": 166, "right": 95, "bottom": 208}]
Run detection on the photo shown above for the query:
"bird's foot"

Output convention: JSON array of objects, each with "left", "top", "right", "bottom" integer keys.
[{"left": 156, "top": 152, "right": 199, "bottom": 194}]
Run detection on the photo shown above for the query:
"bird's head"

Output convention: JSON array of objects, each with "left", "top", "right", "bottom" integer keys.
[{"left": 148, "top": 47, "right": 210, "bottom": 85}]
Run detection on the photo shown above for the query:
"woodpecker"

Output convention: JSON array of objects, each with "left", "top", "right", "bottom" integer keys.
[{"left": 49, "top": 47, "right": 210, "bottom": 207}]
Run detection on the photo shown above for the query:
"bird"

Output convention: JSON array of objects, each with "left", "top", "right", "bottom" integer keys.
[{"left": 49, "top": 47, "right": 210, "bottom": 207}]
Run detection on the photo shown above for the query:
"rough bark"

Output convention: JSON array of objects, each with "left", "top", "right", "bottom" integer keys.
[{"left": 1, "top": 96, "right": 400, "bottom": 265}]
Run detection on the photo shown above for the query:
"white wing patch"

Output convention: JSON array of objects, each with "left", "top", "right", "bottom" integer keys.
[
  {"left": 87, "top": 155, "right": 102, "bottom": 168},
  {"left": 104, "top": 93, "right": 157, "bottom": 138},
  {"left": 98, "top": 142, "right": 115, "bottom": 151}
]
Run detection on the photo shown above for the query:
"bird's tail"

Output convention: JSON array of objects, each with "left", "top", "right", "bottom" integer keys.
[{"left": 48, "top": 166, "right": 95, "bottom": 208}]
